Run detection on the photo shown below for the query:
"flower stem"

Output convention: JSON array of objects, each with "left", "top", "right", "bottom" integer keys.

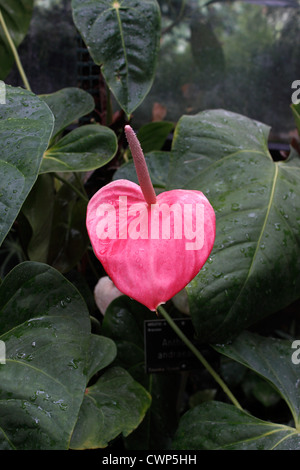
[
  {"left": 54, "top": 173, "right": 89, "bottom": 203},
  {"left": 73, "top": 172, "right": 89, "bottom": 201},
  {"left": 0, "top": 9, "right": 31, "bottom": 92},
  {"left": 156, "top": 304, "right": 243, "bottom": 410}
]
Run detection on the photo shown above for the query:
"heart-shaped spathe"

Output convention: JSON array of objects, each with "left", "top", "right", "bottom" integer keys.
[{"left": 86, "top": 178, "right": 215, "bottom": 311}]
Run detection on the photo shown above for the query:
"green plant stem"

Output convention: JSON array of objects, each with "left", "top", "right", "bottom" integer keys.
[
  {"left": 54, "top": 173, "right": 89, "bottom": 203},
  {"left": 105, "top": 84, "right": 113, "bottom": 126},
  {"left": 0, "top": 9, "right": 31, "bottom": 91},
  {"left": 157, "top": 304, "right": 243, "bottom": 411},
  {"left": 86, "top": 247, "right": 102, "bottom": 279},
  {"left": 73, "top": 172, "right": 89, "bottom": 200}
]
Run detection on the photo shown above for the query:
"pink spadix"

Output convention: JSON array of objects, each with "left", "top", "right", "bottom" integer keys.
[{"left": 86, "top": 125, "right": 216, "bottom": 311}]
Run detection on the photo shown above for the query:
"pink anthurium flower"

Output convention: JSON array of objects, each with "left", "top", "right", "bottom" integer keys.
[{"left": 86, "top": 125, "right": 216, "bottom": 311}]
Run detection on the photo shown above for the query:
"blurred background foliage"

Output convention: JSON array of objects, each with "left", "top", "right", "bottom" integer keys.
[{"left": 6, "top": 0, "right": 300, "bottom": 143}]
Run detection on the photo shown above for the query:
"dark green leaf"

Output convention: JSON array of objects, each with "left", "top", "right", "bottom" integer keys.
[
  {"left": 101, "top": 296, "right": 153, "bottom": 381},
  {"left": 21, "top": 174, "right": 55, "bottom": 263},
  {"left": 40, "top": 124, "right": 117, "bottom": 173},
  {"left": 114, "top": 150, "right": 170, "bottom": 189},
  {"left": 180, "top": 112, "right": 300, "bottom": 342},
  {"left": 214, "top": 331, "right": 300, "bottom": 428},
  {"left": 70, "top": 366, "right": 151, "bottom": 449},
  {"left": 172, "top": 401, "right": 300, "bottom": 450},
  {"left": 137, "top": 121, "right": 174, "bottom": 154},
  {"left": 189, "top": 389, "right": 217, "bottom": 408},
  {"left": 39, "top": 87, "right": 95, "bottom": 140},
  {"left": 219, "top": 356, "right": 248, "bottom": 388},
  {"left": 0, "top": 86, "right": 54, "bottom": 248},
  {"left": 85, "top": 334, "right": 117, "bottom": 382},
  {"left": 0, "top": 0, "right": 34, "bottom": 79},
  {"left": 72, "top": 0, "right": 161, "bottom": 115},
  {"left": 47, "top": 182, "right": 88, "bottom": 273},
  {"left": 0, "top": 261, "right": 91, "bottom": 449},
  {"left": 0, "top": 261, "right": 91, "bottom": 346},
  {"left": 188, "top": 136, "right": 300, "bottom": 342},
  {"left": 242, "top": 372, "right": 281, "bottom": 408}
]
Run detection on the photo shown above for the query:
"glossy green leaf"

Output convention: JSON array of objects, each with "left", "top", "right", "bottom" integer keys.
[
  {"left": 39, "top": 87, "right": 95, "bottom": 140},
  {"left": 172, "top": 401, "right": 300, "bottom": 450},
  {"left": 21, "top": 174, "right": 55, "bottom": 263},
  {"left": 114, "top": 110, "right": 300, "bottom": 343},
  {"left": 72, "top": 0, "right": 161, "bottom": 115},
  {"left": 47, "top": 182, "right": 88, "bottom": 273},
  {"left": 214, "top": 331, "right": 300, "bottom": 428},
  {"left": 70, "top": 366, "right": 151, "bottom": 449},
  {"left": 21, "top": 173, "right": 90, "bottom": 270},
  {"left": 84, "top": 334, "right": 117, "bottom": 382},
  {"left": 241, "top": 371, "right": 281, "bottom": 408},
  {"left": 40, "top": 124, "right": 118, "bottom": 173},
  {"left": 114, "top": 150, "right": 170, "bottom": 189},
  {"left": 0, "top": 261, "right": 91, "bottom": 450},
  {"left": 137, "top": 121, "right": 174, "bottom": 154},
  {"left": 101, "top": 296, "right": 153, "bottom": 381},
  {"left": 0, "top": 86, "right": 54, "bottom": 248},
  {"left": 0, "top": 0, "right": 34, "bottom": 79},
  {"left": 173, "top": 112, "right": 300, "bottom": 342}
]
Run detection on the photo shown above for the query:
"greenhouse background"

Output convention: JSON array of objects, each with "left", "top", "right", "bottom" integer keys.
[{"left": 7, "top": 0, "right": 300, "bottom": 141}]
